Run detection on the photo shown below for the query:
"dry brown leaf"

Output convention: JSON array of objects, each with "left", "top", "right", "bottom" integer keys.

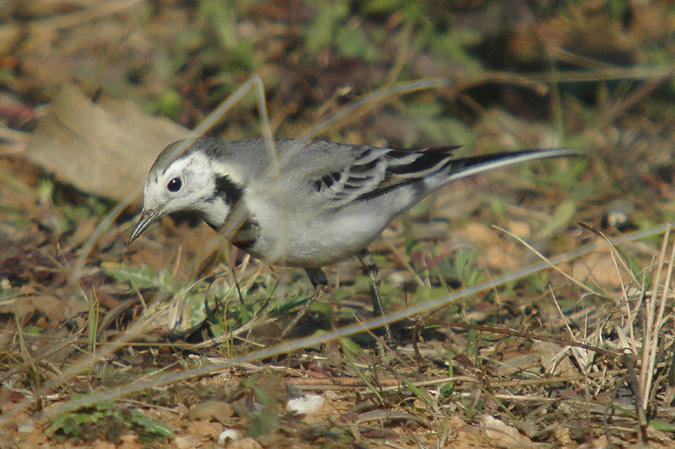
[{"left": 24, "top": 84, "right": 189, "bottom": 203}]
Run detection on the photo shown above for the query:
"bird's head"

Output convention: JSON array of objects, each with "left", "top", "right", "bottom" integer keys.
[{"left": 129, "top": 139, "right": 241, "bottom": 243}]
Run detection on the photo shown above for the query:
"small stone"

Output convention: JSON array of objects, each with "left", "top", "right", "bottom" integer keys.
[
  {"left": 17, "top": 419, "right": 34, "bottom": 434},
  {"left": 287, "top": 394, "right": 325, "bottom": 415},
  {"left": 218, "top": 428, "right": 242, "bottom": 444}
]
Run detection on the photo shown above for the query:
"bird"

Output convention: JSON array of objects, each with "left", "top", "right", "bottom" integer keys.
[{"left": 129, "top": 137, "right": 579, "bottom": 338}]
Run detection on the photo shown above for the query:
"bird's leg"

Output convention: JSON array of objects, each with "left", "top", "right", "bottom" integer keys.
[
  {"left": 281, "top": 267, "right": 327, "bottom": 337},
  {"left": 357, "top": 249, "right": 394, "bottom": 341}
]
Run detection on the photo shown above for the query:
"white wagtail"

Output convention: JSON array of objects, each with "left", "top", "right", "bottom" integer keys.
[{"left": 129, "top": 138, "right": 579, "bottom": 338}]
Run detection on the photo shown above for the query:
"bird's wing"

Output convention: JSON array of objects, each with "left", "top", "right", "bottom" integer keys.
[
  {"left": 300, "top": 144, "right": 462, "bottom": 208},
  {"left": 251, "top": 139, "right": 580, "bottom": 213},
  {"left": 301, "top": 144, "right": 581, "bottom": 209}
]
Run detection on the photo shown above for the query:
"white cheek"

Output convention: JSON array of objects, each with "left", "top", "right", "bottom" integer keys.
[{"left": 166, "top": 195, "right": 191, "bottom": 212}]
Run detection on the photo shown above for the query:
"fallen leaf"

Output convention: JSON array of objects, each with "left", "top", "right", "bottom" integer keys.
[{"left": 24, "top": 84, "right": 188, "bottom": 203}]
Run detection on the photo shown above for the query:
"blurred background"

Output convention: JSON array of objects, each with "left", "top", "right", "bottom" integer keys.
[{"left": 2, "top": 0, "right": 672, "bottom": 144}]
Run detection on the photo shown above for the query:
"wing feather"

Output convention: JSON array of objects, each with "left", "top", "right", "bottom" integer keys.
[{"left": 310, "top": 145, "right": 462, "bottom": 207}]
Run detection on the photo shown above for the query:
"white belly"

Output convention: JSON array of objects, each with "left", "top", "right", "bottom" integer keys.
[
  {"left": 239, "top": 183, "right": 418, "bottom": 268},
  {"left": 246, "top": 203, "right": 391, "bottom": 268}
]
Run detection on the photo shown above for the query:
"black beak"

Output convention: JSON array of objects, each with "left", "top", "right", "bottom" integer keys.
[{"left": 128, "top": 209, "right": 162, "bottom": 244}]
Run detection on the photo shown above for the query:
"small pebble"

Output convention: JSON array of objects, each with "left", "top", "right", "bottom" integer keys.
[
  {"left": 218, "top": 428, "right": 242, "bottom": 445},
  {"left": 287, "top": 394, "right": 325, "bottom": 414},
  {"left": 17, "top": 419, "right": 34, "bottom": 434}
]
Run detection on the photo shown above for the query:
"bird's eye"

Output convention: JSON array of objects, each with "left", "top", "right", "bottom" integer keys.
[{"left": 167, "top": 177, "right": 182, "bottom": 192}]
